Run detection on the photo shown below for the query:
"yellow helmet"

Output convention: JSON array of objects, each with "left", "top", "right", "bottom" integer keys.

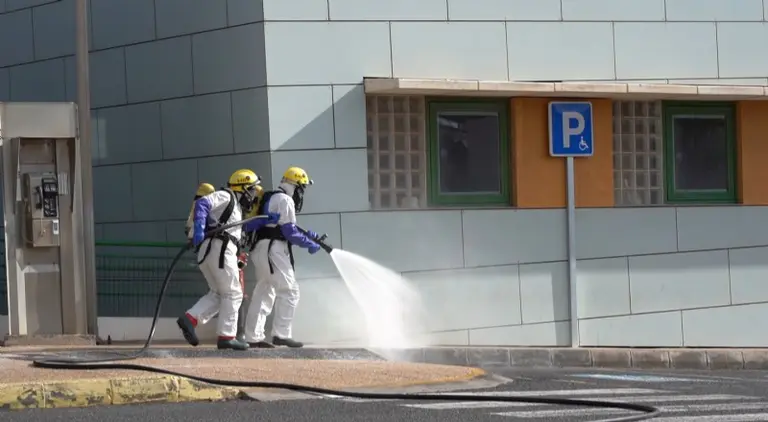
[
  {"left": 281, "top": 166, "right": 313, "bottom": 187},
  {"left": 227, "top": 169, "right": 261, "bottom": 193},
  {"left": 194, "top": 183, "right": 215, "bottom": 197}
]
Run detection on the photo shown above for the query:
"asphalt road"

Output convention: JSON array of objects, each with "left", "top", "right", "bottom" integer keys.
[{"left": 6, "top": 367, "right": 768, "bottom": 421}]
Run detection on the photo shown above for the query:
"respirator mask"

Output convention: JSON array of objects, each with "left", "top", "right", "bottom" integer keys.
[
  {"left": 293, "top": 185, "right": 305, "bottom": 214},
  {"left": 239, "top": 184, "right": 260, "bottom": 213},
  {"left": 292, "top": 179, "right": 313, "bottom": 214}
]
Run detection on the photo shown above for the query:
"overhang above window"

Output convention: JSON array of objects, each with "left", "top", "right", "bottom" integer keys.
[{"left": 364, "top": 77, "right": 768, "bottom": 101}]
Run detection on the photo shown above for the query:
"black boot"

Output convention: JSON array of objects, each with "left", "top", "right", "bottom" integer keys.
[
  {"left": 273, "top": 336, "right": 303, "bottom": 348},
  {"left": 248, "top": 341, "right": 275, "bottom": 348},
  {"left": 235, "top": 297, "right": 248, "bottom": 342},
  {"left": 217, "top": 337, "right": 249, "bottom": 350},
  {"left": 177, "top": 315, "right": 199, "bottom": 347}
]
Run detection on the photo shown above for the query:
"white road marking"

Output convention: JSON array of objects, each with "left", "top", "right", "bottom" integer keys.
[
  {"left": 432, "top": 388, "right": 663, "bottom": 397},
  {"left": 640, "top": 414, "right": 768, "bottom": 422},
  {"left": 493, "top": 401, "right": 768, "bottom": 418},
  {"left": 404, "top": 393, "right": 753, "bottom": 410}
]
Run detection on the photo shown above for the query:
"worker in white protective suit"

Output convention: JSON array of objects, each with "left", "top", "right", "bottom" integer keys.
[
  {"left": 184, "top": 182, "right": 257, "bottom": 342},
  {"left": 243, "top": 167, "right": 322, "bottom": 348},
  {"left": 179, "top": 182, "right": 220, "bottom": 331},
  {"left": 177, "top": 169, "right": 279, "bottom": 350}
]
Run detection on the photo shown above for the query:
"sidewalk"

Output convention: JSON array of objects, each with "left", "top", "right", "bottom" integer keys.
[
  {"left": 3, "top": 343, "right": 763, "bottom": 411},
  {"left": 0, "top": 347, "right": 487, "bottom": 410}
]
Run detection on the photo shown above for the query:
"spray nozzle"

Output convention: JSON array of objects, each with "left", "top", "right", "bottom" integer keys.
[
  {"left": 315, "top": 233, "right": 333, "bottom": 254},
  {"left": 297, "top": 227, "right": 333, "bottom": 254},
  {"left": 315, "top": 238, "right": 333, "bottom": 254}
]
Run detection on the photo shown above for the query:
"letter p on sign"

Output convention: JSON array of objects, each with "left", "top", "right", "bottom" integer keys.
[
  {"left": 548, "top": 102, "right": 594, "bottom": 157},
  {"left": 561, "top": 111, "right": 585, "bottom": 149}
]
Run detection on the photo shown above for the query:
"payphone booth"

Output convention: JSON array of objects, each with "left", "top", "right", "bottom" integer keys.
[{"left": 0, "top": 102, "right": 91, "bottom": 340}]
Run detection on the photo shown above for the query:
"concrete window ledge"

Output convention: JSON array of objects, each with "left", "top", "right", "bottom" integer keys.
[{"left": 363, "top": 78, "right": 768, "bottom": 101}]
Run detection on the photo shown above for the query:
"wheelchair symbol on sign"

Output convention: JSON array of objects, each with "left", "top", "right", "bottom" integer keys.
[{"left": 578, "top": 137, "right": 589, "bottom": 151}]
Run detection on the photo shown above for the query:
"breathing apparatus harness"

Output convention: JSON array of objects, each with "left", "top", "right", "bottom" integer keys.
[
  {"left": 196, "top": 188, "right": 239, "bottom": 269},
  {"left": 196, "top": 183, "right": 264, "bottom": 269},
  {"left": 29, "top": 216, "right": 659, "bottom": 421},
  {"left": 243, "top": 186, "right": 321, "bottom": 274}
]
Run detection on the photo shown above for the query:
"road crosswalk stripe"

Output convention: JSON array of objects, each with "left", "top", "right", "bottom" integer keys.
[
  {"left": 431, "top": 388, "right": 663, "bottom": 397},
  {"left": 403, "top": 393, "right": 754, "bottom": 410},
  {"left": 321, "top": 388, "right": 661, "bottom": 403},
  {"left": 492, "top": 401, "right": 768, "bottom": 418},
  {"left": 644, "top": 414, "right": 768, "bottom": 421}
]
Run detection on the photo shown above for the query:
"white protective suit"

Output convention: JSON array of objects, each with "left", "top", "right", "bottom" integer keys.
[
  {"left": 185, "top": 206, "right": 196, "bottom": 240},
  {"left": 185, "top": 190, "right": 244, "bottom": 338},
  {"left": 183, "top": 203, "right": 219, "bottom": 327},
  {"left": 244, "top": 183, "right": 300, "bottom": 342}
]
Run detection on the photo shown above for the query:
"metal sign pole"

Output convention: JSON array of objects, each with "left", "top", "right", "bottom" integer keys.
[
  {"left": 565, "top": 156, "right": 579, "bottom": 348},
  {"left": 548, "top": 101, "right": 593, "bottom": 349},
  {"left": 75, "top": 0, "right": 99, "bottom": 337}
]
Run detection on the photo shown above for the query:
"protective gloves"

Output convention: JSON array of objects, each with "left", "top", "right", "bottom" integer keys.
[
  {"left": 307, "top": 242, "right": 321, "bottom": 255},
  {"left": 266, "top": 212, "right": 280, "bottom": 224},
  {"left": 280, "top": 223, "right": 321, "bottom": 253},
  {"left": 192, "top": 197, "right": 211, "bottom": 248},
  {"left": 192, "top": 221, "right": 206, "bottom": 247},
  {"left": 243, "top": 212, "right": 280, "bottom": 232}
]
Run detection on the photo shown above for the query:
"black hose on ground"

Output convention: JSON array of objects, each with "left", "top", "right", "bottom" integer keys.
[{"left": 31, "top": 215, "right": 660, "bottom": 422}]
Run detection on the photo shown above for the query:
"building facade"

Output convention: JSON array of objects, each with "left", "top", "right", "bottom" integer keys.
[{"left": 2, "top": 0, "right": 768, "bottom": 347}]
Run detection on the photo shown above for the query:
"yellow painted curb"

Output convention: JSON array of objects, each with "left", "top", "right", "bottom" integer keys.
[
  {"left": 0, "top": 376, "right": 241, "bottom": 410},
  {"left": 354, "top": 366, "right": 488, "bottom": 389},
  {"left": 0, "top": 367, "right": 487, "bottom": 409}
]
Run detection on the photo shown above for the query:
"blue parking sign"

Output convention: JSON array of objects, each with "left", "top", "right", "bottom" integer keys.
[{"left": 548, "top": 102, "right": 594, "bottom": 157}]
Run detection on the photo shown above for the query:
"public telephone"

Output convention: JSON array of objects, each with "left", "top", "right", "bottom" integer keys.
[{"left": 23, "top": 172, "right": 61, "bottom": 247}]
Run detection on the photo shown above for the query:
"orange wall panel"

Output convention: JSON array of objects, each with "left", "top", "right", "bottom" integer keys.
[
  {"left": 736, "top": 101, "right": 768, "bottom": 205},
  {"left": 512, "top": 98, "right": 565, "bottom": 208},
  {"left": 511, "top": 98, "right": 614, "bottom": 208}
]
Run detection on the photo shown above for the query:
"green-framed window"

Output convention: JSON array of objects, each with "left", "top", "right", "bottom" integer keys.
[
  {"left": 662, "top": 101, "right": 737, "bottom": 204},
  {"left": 426, "top": 99, "right": 511, "bottom": 207}
]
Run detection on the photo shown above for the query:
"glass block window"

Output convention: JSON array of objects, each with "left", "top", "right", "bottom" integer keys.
[
  {"left": 366, "top": 96, "right": 428, "bottom": 209},
  {"left": 612, "top": 101, "right": 665, "bottom": 206}
]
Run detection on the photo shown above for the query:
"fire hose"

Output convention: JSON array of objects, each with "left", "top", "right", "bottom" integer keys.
[{"left": 31, "top": 215, "right": 660, "bottom": 421}]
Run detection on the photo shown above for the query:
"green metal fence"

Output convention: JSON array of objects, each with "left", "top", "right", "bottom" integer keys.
[
  {"left": 0, "top": 241, "right": 209, "bottom": 318},
  {"left": 0, "top": 244, "right": 5, "bottom": 316}
]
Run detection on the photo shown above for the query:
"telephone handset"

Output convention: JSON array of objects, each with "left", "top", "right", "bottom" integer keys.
[
  {"left": 34, "top": 177, "right": 59, "bottom": 218},
  {"left": 23, "top": 172, "right": 61, "bottom": 247}
]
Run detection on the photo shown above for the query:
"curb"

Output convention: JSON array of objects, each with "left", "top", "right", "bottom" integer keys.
[
  {"left": 0, "top": 376, "right": 241, "bottom": 410},
  {"left": 379, "top": 347, "right": 768, "bottom": 370}
]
